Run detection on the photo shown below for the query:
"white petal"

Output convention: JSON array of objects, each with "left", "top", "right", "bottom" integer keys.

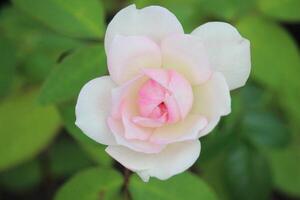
[
  {"left": 161, "top": 34, "right": 212, "bottom": 85},
  {"left": 192, "top": 72, "right": 231, "bottom": 137},
  {"left": 192, "top": 22, "right": 251, "bottom": 90},
  {"left": 197, "top": 117, "right": 220, "bottom": 138},
  {"left": 106, "top": 140, "right": 200, "bottom": 181},
  {"left": 75, "top": 76, "right": 117, "bottom": 145},
  {"left": 107, "top": 117, "right": 165, "bottom": 154},
  {"left": 105, "top": 4, "right": 184, "bottom": 53},
  {"left": 150, "top": 115, "right": 207, "bottom": 144},
  {"left": 107, "top": 35, "right": 161, "bottom": 84}
]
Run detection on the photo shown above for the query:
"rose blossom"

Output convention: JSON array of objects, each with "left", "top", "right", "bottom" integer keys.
[{"left": 75, "top": 4, "right": 250, "bottom": 181}]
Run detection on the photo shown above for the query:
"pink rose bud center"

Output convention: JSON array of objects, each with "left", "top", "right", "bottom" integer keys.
[{"left": 134, "top": 69, "right": 193, "bottom": 127}]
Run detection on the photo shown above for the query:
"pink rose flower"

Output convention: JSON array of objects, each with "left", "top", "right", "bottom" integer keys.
[{"left": 75, "top": 4, "right": 251, "bottom": 181}]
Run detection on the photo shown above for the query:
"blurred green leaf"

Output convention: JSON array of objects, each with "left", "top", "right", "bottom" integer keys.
[
  {"left": 200, "top": 87, "right": 260, "bottom": 163},
  {"left": 266, "top": 143, "right": 300, "bottom": 196},
  {"left": 103, "top": 0, "right": 127, "bottom": 15},
  {"left": 238, "top": 84, "right": 272, "bottom": 111},
  {"left": 237, "top": 17, "right": 300, "bottom": 125},
  {"left": 0, "top": 89, "right": 60, "bottom": 171},
  {"left": 0, "top": 6, "right": 81, "bottom": 82},
  {"left": 0, "top": 159, "right": 42, "bottom": 191},
  {"left": 200, "top": 153, "right": 231, "bottom": 200},
  {"left": 39, "top": 44, "right": 107, "bottom": 104},
  {"left": 242, "top": 112, "right": 290, "bottom": 148},
  {"left": 54, "top": 167, "right": 123, "bottom": 200},
  {"left": 12, "top": 0, "right": 105, "bottom": 38},
  {"left": 223, "top": 142, "right": 272, "bottom": 200},
  {"left": 0, "top": 38, "right": 16, "bottom": 97},
  {"left": 129, "top": 172, "right": 217, "bottom": 200},
  {"left": 49, "top": 137, "right": 93, "bottom": 178},
  {"left": 237, "top": 16, "right": 300, "bottom": 90},
  {"left": 199, "top": 129, "right": 234, "bottom": 162},
  {"left": 197, "top": 0, "right": 257, "bottom": 21},
  {"left": 58, "top": 102, "right": 113, "bottom": 167},
  {"left": 258, "top": 0, "right": 300, "bottom": 22}
]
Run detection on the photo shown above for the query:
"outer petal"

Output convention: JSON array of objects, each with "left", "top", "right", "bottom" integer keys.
[
  {"left": 150, "top": 115, "right": 207, "bottom": 144},
  {"left": 106, "top": 140, "right": 200, "bottom": 182},
  {"left": 105, "top": 4, "right": 184, "bottom": 53},
  {"left": 161, "top": 34, "right": 212, "bottom": 85},
  {"left": 75, "top": 76, "right": 116, "bottom": 145},
  {"left": 191, "top": 22, "right": 251, "bottom": 90},
  {"left": 192, "top": 72, "right": 231, "bottom": 137},
  {"left": 108, "top": 35, "right": 161, "bottom": 84}
]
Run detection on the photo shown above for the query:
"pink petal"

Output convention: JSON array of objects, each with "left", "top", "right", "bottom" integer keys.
[
  {"left": 143, "top": 68, "right": 193, "bottom": 120},
  {"left": 132, "top": 114, "right": 167, "bottom": 128},
  {"left": 122, "top": 105, "right": 152, "bottom": 141}
]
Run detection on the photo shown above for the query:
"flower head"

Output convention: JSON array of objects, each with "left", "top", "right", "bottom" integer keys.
[{"left": 75, "top": 4, "right": 251, "bottom": 181}]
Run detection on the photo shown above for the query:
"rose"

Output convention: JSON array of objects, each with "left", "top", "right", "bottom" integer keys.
[{"left": 75, "top": 4, "right": 250, "bottom": 181}]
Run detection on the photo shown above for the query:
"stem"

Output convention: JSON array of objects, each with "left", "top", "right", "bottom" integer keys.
[{"left": 123, "top": 167, "right": 131, "bottom": 200}]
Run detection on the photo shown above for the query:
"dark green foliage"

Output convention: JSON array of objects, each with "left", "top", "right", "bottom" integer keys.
[
  {"left": 129, "top": 173, "right": 218, "bottom": 200},
  {"left": 54, "top": 168, "right": 123, "bottom": 200}
]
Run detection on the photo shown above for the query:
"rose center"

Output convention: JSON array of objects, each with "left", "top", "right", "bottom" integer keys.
[
  {"left": 137, "top": 77, "right": 181, "bottom": 125},
  {"left": 149, "top": 102, "right": 167, "bottom": 119},
  {"left": 133, "top": 69, "right": 193, "bottom": 128}
]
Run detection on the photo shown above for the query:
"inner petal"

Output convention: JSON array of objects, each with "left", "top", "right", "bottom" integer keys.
[
  {"left": 143, "top": 68, "right": 194, "bottom": 119},
  {"left": 135, "top": 69, "right": 193, "bottom": 128},
  {"left": 138, "top": 79, "right": 168, "bottom": 120}
]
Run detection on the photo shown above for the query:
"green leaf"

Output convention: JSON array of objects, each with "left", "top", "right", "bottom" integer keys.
[
  {"left": 0, "top": 89, "right": 60, "bottom": 171},
  {"left": 223, "top": 143, "right": 272, "bottom": 200},
  {"left": 54, "top": 167, "right": 123, "bottom": 200},
  {"left": 0, "top": 159, "right": 42, "bottom": 191},
  {"left": 129, "top": 172, "right": 218, "bottom": 200},
  {"left": 237, "top": 17, "right": 300, "bottom": 90},
  {"left": 200, "top": 87, "right": 260, "bottom": 163},
  {"left": 0, "top": 6, "right": 81, "bottom": 82},
  {"left": 49, "top": 137, "right": 93, "bottom": 178},
  {"left": 236, "top": 17, "right": 300, "bottom": 125},
  {"left": 12, "top": 0, "right": 105, "bottom": 38},
  {"left": 0, "top": 38, "right": 16, "bottom": 97},
  {"left": 199, "top": 129, "right": 234, "bottom": 162},
  {"left": 242, "top": 112, "right": 290, "bottom": 148},
  {"left": 39, "top": 44, "right": 107, "bottom": 104},
  {"left": 197, "top": 0, "right": 257, "bottom": 21},
  {"left": 58, "top": 102, "right": 112, "bottom": 167},
  {"left": 238, "top": 84, "right": 272, "bottom": 111},
  {"left": 200, "top": 153, "right": 231, "bottom": 200},
  {"left": 258, "top": 0, "right": 300, "bottom": 22},
  {"left": 266, "top": 143, "right": 300, "bottom": 196}
]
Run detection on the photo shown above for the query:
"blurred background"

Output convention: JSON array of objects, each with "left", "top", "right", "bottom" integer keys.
[{"left": 0, "top": 0, "right": 299, "bottom": 199}]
